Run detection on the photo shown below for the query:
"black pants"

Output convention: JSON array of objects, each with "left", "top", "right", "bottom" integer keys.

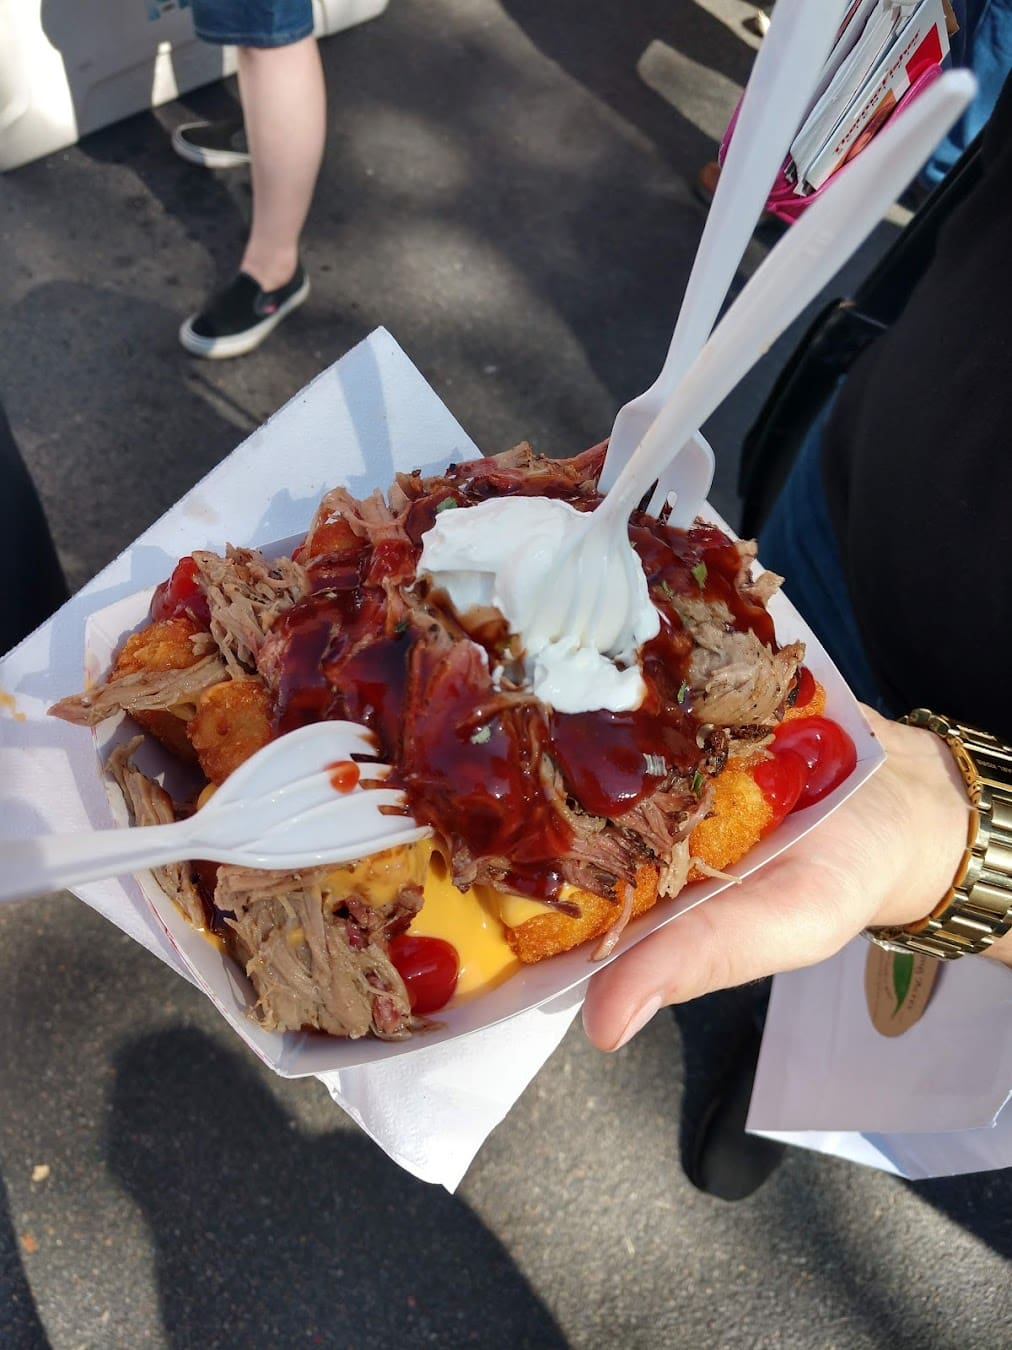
[{"left": 1, "top": 401, "right": 67, "bottom": 653}]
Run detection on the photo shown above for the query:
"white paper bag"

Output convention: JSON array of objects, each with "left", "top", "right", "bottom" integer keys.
[{"left": 748, "top": 939, "right": 1012, "bottom": 1179}]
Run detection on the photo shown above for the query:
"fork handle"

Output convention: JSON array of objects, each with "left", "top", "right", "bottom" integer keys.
[
  {"left": 0, "top": 819, "right": 198, "bottom": 903},
  {"left": 601, "top": 70, "right": 976, "bottom": 521},
  {"left": 654, "top": 0, "right": 843, "bottom": 394}
]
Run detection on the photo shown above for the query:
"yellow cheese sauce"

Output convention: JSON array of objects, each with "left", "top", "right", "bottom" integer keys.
[
  {"left": 324, "top": 843, "right": 429, "bottom": 908},
  {"left": 408, "top": 848, "right": 522, "bottom": 1001},
  {"left": 319, "top": 840, "right": 560, "bottom": 1004},
  {"left": 192, "top": 790, "right": 561, "bottom": 1003}
]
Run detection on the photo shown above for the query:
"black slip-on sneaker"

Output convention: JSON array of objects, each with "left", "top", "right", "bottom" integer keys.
[
  {"left": 179, "top": 267, "right": 310, "bottom": 359},
  {"left": 683, "top": 1024, "right": 786, "bottom": 1201},
  {"left": 171, "top": 118, "right": 250, "bottom": 169}
]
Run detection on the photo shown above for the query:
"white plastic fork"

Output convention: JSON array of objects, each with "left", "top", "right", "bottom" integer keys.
[
  {"left": 0, "top": 721, "right": 431, "bottom": 904},
  {"left": 525, "top": 70, "right": 976, "bottom": 666},
  {"left": 599, "top": 0, "right": 848, "bottom": 524}
]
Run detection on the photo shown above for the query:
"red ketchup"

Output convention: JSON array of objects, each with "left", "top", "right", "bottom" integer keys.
[
  {"left": 150, "top": 555, "right": 211, "bottom": 626},
  {"left": 327, "top": 760, "right": 360, "bottom": 793},
  {"left": 388, "top": 935, "right": 459, "bottom": 1014},
  {"left": 769, "top": 715, "right": 858, "bottom": 811}
]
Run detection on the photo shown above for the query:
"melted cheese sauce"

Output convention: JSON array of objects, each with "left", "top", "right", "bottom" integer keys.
[
  {"left": 321, "top": 841, "right": 558, "bottom": 1004},
  {"left": 408, "top": 848, "right": 521, "bottom": 1000},
  {"left": 325, "top": 844, "right": 429, "bottom": 908}
]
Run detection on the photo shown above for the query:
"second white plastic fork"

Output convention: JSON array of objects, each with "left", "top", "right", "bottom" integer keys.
[
  {"left": 517, "top": 71, "right": 977, "bottom": 681},
  {"left": 599, "top": 0, "right": 848, "bottom": 524},
  {"left": 0, "top": 721, "right": 432, "bottom": 903}
]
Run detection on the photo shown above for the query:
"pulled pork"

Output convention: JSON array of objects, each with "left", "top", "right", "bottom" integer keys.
[
  {"left": 216, "top": 865, "right": 419, "bottom": 1039},
  {"left": 193, "top": 546, "right": 307, "bottom": 677},
  {"left": 50, "top": 647, "right": 225, "bottom": 727},
  {"left": 675, "top": 595, "right": 804, "bottom": 728},
  {"left": 106, "top": 738, "right": 206, "bottom": 930}
]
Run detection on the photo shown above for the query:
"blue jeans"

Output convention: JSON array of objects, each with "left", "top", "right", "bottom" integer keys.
[
  {"left": 923, "top": 0, "right": 1012, "bottom": 184},
  {"left": 191, "top": 0, "right": 314, "bottom": 47},
  {"left": 756, "top": 398, "right": 896, "bottom": 717}
]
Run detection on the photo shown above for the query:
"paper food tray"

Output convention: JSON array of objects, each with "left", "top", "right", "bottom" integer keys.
[
  {"left": 3, "top": 328, "right": 884, "bottom": 1078},
  {"left": 80, "top": 525, "right": 882, "bottom": 1079}
]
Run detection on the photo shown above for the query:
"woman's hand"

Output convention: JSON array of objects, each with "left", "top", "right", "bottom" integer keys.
[{"left": 582, "top": 707, "right": 1010, "bottom": 1052}]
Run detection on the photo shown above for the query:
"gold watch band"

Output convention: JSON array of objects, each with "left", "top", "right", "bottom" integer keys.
[{"left": 867, "top": 709, "right": 1012, "bottom": 960}]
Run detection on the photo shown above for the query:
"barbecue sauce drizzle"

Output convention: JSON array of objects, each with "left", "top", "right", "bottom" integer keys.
[{"left": 270, "top": 462, "right": 781, "bottom": 903}]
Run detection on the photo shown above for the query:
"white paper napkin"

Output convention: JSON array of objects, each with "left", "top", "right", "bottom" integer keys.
[{"left": 320, "top": 986, "right": 585, "bottom": 1188}]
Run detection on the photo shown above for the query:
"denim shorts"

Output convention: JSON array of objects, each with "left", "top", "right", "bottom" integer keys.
[{"left": 191, "top": 0, "right": 314, "bottom": 47}]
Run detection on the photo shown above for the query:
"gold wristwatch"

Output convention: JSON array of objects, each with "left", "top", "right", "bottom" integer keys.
[{"left": 866, "top": 709, "right": 1012, "bottom": 959}]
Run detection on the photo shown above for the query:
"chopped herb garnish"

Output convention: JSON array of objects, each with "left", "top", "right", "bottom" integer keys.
[
  {"left": 657, "top": 580, "right": 676, "bottom": 603},
  {"left": 470, "top": 724, "right": 492, "bottom": 745},
  {"left": 677, "top": 680, "right": 689, "bottom": 705},
  {"left": 690, "top": 769, "right": 706, "bottom": 796},
  {"left": 435, "top": 496, "right": 459, "bottom": 513},
  {"left": 643, "top": 753, "right": 667, "bottom": 777},
  {"left": 691, "top": 561, "right": 708, "bottom": 589},
  {"left": 394, "top": 619, "right": 409, "bottom": 636}
]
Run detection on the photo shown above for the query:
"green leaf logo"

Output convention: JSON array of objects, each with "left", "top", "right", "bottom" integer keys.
[{"left": 892, "top": 952, "right": 914, "bottom": 1013}]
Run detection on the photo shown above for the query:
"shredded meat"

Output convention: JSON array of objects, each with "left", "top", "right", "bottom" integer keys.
[
  {"left": 307, "top": 485, "right": 410, "bottom": 553},
  {"left": 614, "top": 782, "right": 712, "bottom": 862},
  {"left": 674, "top": 595, "right": 804, "bottom": 727},
  {"left": 658, "top": 838, "right": 692, "bottom": 898},
  {"left": 593, "top": 879, "right": 636, "bottom": 961},
  {"left": 391, "top": 442, "right": 607, "bottom": 511},
  {"left": 192, "top": 546, "right": 307, "bottom": 677},
  {"left": 105, "top": 739, "right": 206, "bottom": 929},
  {"left": 734, "top": 539, "right": 784, "bottom": 608},
  {"left": 50, "top": 652, "right": 227, "bottom": 727},
  {"left": 215, "top": 865, "right": 417, "bottom": 1039}
]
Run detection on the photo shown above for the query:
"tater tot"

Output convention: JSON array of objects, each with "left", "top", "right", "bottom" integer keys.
[
  {"left": 187, "top": 678, "right": 273, "bottom": 784},
  {"left": 506, "top": 865, "right": 659, "bottom": 964},
  {"left": 688, "top": 768, "right": 773, "bottom": 877},
  {"left": 504, "top": 682, "right": 833, "bottom": 965},
  {"left": 784, "top": 682, "right": 826, "bottom": 721},
  {"left": 111, "top": 616, "right": 206, "bottom": 680},
  {"left": 110, "top": 616, "right": 209, "bottom": 761}
]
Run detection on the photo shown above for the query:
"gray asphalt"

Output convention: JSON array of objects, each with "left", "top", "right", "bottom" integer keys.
[{"left": 1, "top": 2, "right": 1010, "bottom": 1348}]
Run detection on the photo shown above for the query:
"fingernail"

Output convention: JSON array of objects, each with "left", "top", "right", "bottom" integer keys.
[{"left": 613, "top": 994, "right": 663, "bottom": 1050}]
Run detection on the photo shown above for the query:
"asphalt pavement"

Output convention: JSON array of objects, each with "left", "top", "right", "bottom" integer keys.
[{"left": 1, "top": 2, "right": 1010, "bottom": 1347}]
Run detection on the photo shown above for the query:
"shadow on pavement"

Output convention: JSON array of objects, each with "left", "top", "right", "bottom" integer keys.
[
  {"left": 0, "top": 280, "right": 263, "bottom": 593},
  {"left": 908, "top": 1171, "right": 1012, "bottom": 1261},
  {"left": 74, "top": 85, "right": 249, "bottom": 295},
  {"left": 106, "top": 1027, "right": 567, "bottom": 1349},
  {"left": 0, "top": 1168, "right": 50, "bottom": 1350},
  {"left": 501, "top": 0, "right": 753, "bottom": 169}
]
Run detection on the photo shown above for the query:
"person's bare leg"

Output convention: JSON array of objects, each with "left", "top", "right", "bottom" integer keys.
[{"left": 236, "top": 36, "right": 326, "bottom": 291}]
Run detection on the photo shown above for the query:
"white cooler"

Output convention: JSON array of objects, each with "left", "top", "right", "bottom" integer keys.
[{"left": 0, "top": 0, "right": 389, "bottom": 171}]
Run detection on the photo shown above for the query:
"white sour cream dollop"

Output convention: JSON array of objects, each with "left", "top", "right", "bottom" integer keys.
[{"left": 418, "top": 496, "right": 660, "bottom": 714}]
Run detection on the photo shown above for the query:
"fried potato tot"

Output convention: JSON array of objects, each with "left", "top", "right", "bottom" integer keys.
[
  {"left": 506, "top": 864, "right": 660, "bottom": 964},
  {"left": 112, "top": 615, "right": 206, "bottom": 680},
  {"left": 187, "top": 678, "right": 273, "bottom": 784},
  {"left": 688, "top": 767, "right": 772, "bottom": 878},
  {"left": 505, "top": 679, "right": 832, "bottom": 965},
  {"left": 684, "top": 678, "right": 827, "bottom": 878},
  {"left": 110, "top": 616, "right": 208, "bottom": 761},
  {"left": 784, "top": 683, "right": 826, "bottom": 721}
]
